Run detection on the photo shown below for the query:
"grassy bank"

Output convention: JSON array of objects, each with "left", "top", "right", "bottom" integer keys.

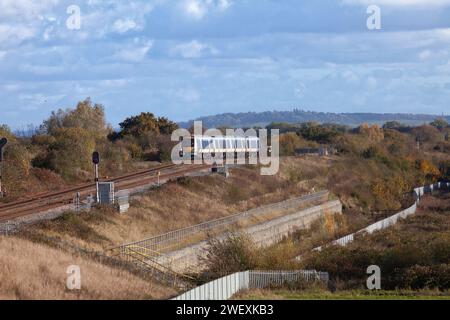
[{"left": 0, "top": 236, "right": 176, "bottom": 300}]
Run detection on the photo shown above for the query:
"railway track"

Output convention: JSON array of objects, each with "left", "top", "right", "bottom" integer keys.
[{"left": 0, "top": 163, "right": 210, "bottom": 223}]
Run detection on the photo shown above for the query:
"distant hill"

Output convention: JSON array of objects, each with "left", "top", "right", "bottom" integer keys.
[{"left": 179, "top": 109, "right": 450, "bottom": 128}]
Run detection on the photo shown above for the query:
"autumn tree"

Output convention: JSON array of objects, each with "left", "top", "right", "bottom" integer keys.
[
  {"left": 117, "top": 112, "right": 178, "bottom": 138},
  {"left": 417, "top": 159, "right": 440, "bottom": 183},
  {"left": 357, "top": 124, "right": 384, "bottom": 142},
  {"left": 112, "top": 112, "right": 179, "bottom": 161},
  {"left": 430, "top": 118, "right": 449, "bottom": 130},
  {"left": 0, "top": 125, "right": 33, "bottom": 196},
  {"left": 279, "top": 132, "right": 305, "bottom": 156},
  {"left": 42, "top": 98, "right": 108, "bottom": 138},
  {"left": 33, "top": 98, "right": 112, "bottom": 181},
  {"left": 45, "top": 127, "right": 96, "bottom": 180}
]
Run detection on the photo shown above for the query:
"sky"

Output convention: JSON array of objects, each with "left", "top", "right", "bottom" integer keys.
[{"left": 1, "top": 0, "right": 450, "bottom": 129}]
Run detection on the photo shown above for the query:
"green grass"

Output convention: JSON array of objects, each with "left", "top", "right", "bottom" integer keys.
[{"left": 236, "top": 289, "right": 450, "bottom": 300}]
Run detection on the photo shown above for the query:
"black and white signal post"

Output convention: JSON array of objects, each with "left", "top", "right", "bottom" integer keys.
[
  {"left": 92, "top": 151, "right": 100, "bottom": 203},
  {"left": 0, "top": 138, "right": 7, "bottom": 198}
]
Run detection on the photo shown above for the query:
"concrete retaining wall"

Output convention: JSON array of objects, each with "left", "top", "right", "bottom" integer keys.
[{"left": 157, "top": 200, "right": 342, "bottom": 273}]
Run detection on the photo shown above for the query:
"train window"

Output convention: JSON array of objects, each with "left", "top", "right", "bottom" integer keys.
[{"left": 202, "top": 139, "right": 209, "bottom": 149}]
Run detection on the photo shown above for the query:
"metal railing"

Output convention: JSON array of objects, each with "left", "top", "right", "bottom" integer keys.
[
  {"left": 112, "top": 191, "right": 329, "bottom": 255},
  {"left": 122, "top": 246, "right": 194, "bottom": 288}
]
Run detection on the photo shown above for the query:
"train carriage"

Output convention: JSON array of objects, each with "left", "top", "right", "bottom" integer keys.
[{"left": 180, "top": 135, "right": 260, "bottom": 160}]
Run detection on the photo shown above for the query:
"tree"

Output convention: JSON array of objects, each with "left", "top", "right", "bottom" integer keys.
[
  {"left": 430, "top": 118, "right": 449, "bottom": 130},
  {"left": 357, "top": 124, "right": 384, "bottom": 142},
  {"left": 412, "top": 125, "right": 441, "bottom": 144},
  {"left": 118, "top": 112, "right": 159, "bottom": 138},
  {"left": 47, "top": 127, "right": 96, "bottom": 180},
  {"left": 0, "top": 125, "right": 15, "bottom": 141},
  {"left": 279, "top": 132, "right": 304, "bottom": 156},
  {"left": 157, "top": 116, "right": 179, "bottom": 135},
  {"left": 417, "top": 159, "right": 440, "bottom": 183},
  {"left": 298, "top": 122, "right": 340, "bottom": 143},
  {"left": 41, "top": 98, "right": 107, "bottom": 137},
  {"left": 117, "top": 112, "right": 178, "bottom": 138},
  {"left": 383, "top": 121, "right": 403, "bottom": 130}
]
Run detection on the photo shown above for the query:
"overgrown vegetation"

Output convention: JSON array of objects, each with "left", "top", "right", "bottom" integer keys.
[
  {"left": 199, "top": 233, "right": 301, "bottom": 282},
  {"left": 0, "top": 98, "right": 178, "bottom": 198},
  {"left": 273, "top": 120, "right": 449, "bottom": 211},
  {"left": 300, "top": 193, "right": 450, "bottom": 291}
]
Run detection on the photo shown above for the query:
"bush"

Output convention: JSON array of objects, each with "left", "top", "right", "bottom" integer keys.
[
  {"left": 398, "top": 264, "right": 450, "bottom": 290},
  {"left": 200, "top": 233, "right": 258, "bottom": 280}
]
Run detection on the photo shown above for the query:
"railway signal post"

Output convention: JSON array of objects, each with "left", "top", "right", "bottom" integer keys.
[
  {"left": 0, "top": 138, "right": 7, "bottom": 199},
  {"left": 92, "top": 151, "right": 100, "bottom": 203}
]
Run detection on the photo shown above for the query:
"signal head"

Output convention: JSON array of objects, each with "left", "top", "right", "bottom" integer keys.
[{"left": 92, "top": 151, "right": 100, "bottom": 165}]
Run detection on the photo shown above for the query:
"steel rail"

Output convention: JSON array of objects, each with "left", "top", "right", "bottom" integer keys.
[{"left": 0, "top": 164, "right": 210, "bottom": 222}]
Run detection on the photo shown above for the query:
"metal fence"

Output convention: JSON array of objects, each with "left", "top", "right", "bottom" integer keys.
[
  {"left": 249, "top": 270, "right": 329, "bottom": 287},
  {"left": 173, "top": 270, "right": 329, "bottom": 300},
  {"left": 312, "top": 182, "right": 449, "bottom": 252},
  {"left": 115, "top": 190, "right": 329, "bottom": 256}
]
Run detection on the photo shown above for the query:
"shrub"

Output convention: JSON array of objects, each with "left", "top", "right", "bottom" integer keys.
[
  {"left": 398, "top": 264, "right": 450, "bottom": 290},
  {"left": 200, "top": 233, "right": 258, "bottom": 280}
]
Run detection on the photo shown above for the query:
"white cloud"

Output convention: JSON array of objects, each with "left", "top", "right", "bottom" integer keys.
[
  {"left": 170, "top": 40, "right": 218, "bottom": 58},
  {"left": 112, "top": 19, "right": 140, "bottom": 34},
  {"left": 113, "top": 39, "right": 153, "bottom": 62},
  {"left": 217, "top": 0, "right": 232, "bottom": 11},
  {"left": 78, "top": 1, "right": 157, "bottom": 39},
  {"left": 19, "top": 64, "right": 65, "bottom": 76},
  {"left": 99, "top": 79, "right": 131, "bottom": 87},
  {"left": 419, "top": 50, "right": 432, "bottom": 61},
  {"left": 184, "top": 0, "right": 207, "bottom": 19},
  {"left": 181, "top": 0, "right": 232, "bottom": 19},
  {"left": 0, "top": 24, "right": 35, "bottom": 47},
  {"left": 0, "top": 0, "right": 59, "bottom": 20}
]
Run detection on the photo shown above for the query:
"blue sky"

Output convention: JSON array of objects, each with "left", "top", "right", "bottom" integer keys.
[{"left": 1, "top": 0, "right": 450, "bottom": 129}]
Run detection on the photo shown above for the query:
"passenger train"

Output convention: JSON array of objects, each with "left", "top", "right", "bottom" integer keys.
[{"left": 179, "top": 135, "right": 261, "bottom": 159}]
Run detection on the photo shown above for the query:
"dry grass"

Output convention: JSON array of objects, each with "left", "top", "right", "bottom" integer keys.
[
  {"left": 22, "top": 157, "right": 331, "bottom": 251},
  {"left": 0, "top": 236, "right": 176, "bottom": 300},
  {"left": 300, "top": 193, "right": 450, "bottom": 291}
]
